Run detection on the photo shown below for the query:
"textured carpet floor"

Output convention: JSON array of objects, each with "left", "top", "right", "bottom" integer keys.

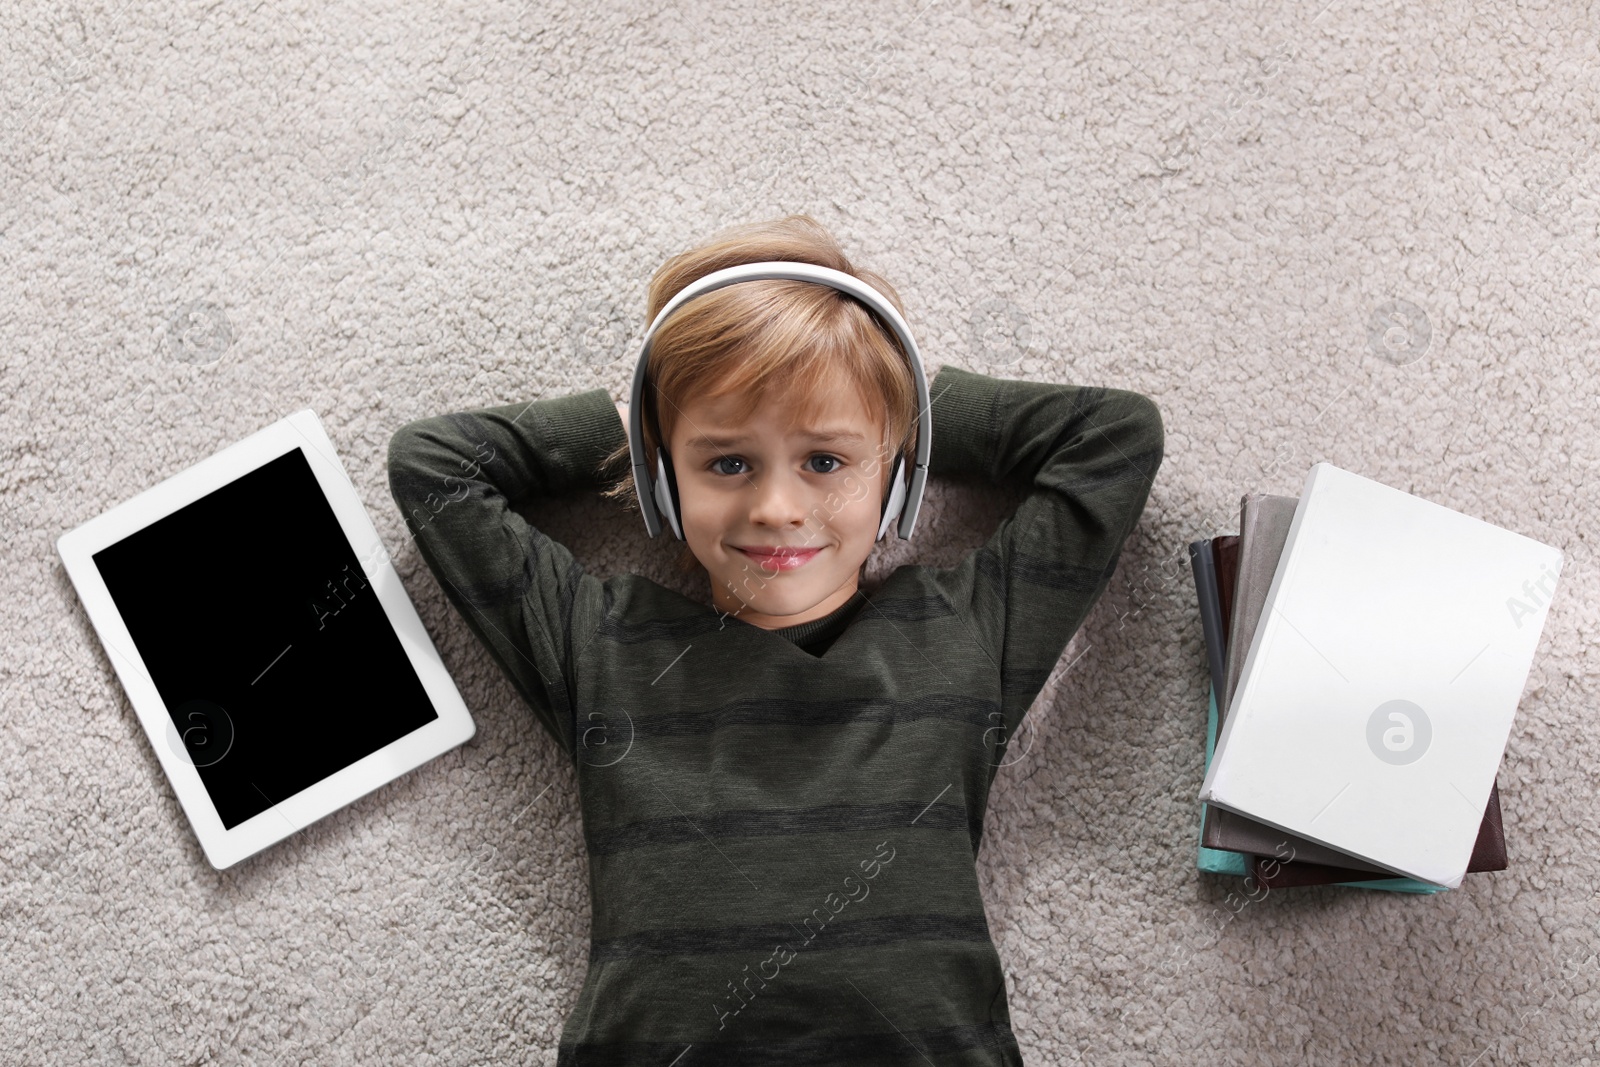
[{"left": 4, "top": 1, "right": 1598, "bottom": 1064}]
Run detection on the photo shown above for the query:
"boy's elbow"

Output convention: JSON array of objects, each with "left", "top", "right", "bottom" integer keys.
[
  {"left": 386, "top": 420, "right": 433, "bottom": 478},
  {"left": 386, "top": 423, "right": 412, "bottom": 470},
  {"left": 1122, "top": 390, "right": 1162, "bottom": 434},
  {"left": 1112, "top": 390, "right": 1165, "bottom": 477},
  {"left": 386, "top": 420, "right": 439, "bottom": 505},
  {"left": 1139, "top": 394, "right": 1165, "bottom": 464}
]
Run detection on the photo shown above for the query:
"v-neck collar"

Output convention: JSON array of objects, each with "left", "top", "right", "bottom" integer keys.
[{"left": 767, "top": 593, "right": 868, "bottom": 654}]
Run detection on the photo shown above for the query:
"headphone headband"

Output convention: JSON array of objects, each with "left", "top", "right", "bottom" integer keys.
[{"left": 627, "top": 260, "right": 932, "bottom": 542}]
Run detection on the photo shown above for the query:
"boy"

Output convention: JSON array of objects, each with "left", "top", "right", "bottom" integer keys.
[{"left": 386, "top": 216, "right": 1165, "bottom": 1064}]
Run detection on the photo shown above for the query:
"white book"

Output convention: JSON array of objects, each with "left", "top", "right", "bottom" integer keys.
[{"left": 1197, "top": 462, "right": 1562, "bottom": 888}]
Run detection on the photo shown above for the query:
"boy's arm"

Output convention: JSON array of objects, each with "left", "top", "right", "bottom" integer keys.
[
  {"left": 385, "top": 388, "right": 625, "bottom": 760},
  {"left": 924, "top": 364, "right": 1165, "bottom": 745}
]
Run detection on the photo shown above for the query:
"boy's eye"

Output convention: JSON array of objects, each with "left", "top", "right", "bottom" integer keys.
[{"left": 707, "top": 455, "right": 843, "bottom": 476}]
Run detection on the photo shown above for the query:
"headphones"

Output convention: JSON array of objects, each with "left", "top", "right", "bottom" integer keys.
[{"left": 627, "top": 260, "right": 931, "bottom": 543}]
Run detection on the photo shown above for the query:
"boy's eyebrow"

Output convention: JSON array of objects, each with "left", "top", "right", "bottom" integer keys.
[{"left": 684, "top": 428, "right": 869, "bottom": 450}]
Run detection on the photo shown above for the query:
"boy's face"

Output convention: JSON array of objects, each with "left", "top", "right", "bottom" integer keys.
[{"left": 666, "top": 380, "right": 893, "bottom": 630}]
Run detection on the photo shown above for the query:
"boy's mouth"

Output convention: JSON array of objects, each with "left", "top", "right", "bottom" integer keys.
[{"left": 735, "top": 545, "right": 821, "bottom": 570}]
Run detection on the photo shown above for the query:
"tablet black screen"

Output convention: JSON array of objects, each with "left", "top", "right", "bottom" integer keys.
[{"left": 93, "top": 446, "right": 439, "bottom": 830}]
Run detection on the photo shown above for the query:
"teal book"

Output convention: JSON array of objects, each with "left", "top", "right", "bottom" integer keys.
[{"left": 1197, "top": 680, "right": 1249, "bottom": 877}]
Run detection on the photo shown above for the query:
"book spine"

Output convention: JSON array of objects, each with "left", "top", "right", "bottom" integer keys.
[{"left": 1188, "top": 539, "right": 1229, "bottom": 704}]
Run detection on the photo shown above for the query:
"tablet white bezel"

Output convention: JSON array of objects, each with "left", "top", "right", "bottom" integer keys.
[{"left": 56, "top": 408, "right": 476, "bottom": 870}]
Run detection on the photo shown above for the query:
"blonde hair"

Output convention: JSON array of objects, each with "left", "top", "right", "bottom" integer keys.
[{"left": 600, "top": 214, "right": 920, "bottom": 576}]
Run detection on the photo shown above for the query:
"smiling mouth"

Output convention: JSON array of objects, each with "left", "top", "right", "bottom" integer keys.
[{"left": 737, "top": 546, "right": 822, "bottom": 570}]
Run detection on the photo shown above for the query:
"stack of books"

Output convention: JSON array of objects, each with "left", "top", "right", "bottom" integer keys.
[{"left": 1188, "top": 462, "right": 1562, "bottom": 892}]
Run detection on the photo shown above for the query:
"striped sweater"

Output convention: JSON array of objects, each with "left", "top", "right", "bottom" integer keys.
[{"left": 386, "top": 364, "right": 1165, "bottom": 1065}]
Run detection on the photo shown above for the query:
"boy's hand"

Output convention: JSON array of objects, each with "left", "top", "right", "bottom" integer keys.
[{"left": 616, "top": 400, "right": 631, "bottom": 450}]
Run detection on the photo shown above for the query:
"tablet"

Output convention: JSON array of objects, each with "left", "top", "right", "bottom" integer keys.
[{"left": 56, "top": 408, "right": 476, "bottom": 870}]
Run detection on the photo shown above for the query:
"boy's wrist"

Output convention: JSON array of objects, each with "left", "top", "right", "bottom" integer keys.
[
  {"left": 513, "top": 387, "right": 628, "bottom": 489},
  {"left": 928, "top": 364, "right": 1004, "bottom": 478}
]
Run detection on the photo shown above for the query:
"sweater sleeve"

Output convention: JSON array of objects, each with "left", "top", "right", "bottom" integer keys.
[
  {"left": 923, "top": 364, "right": 1165, "bottom": 746},
  {"left": 385, "top": 388, "right": 626, "bottom": 760}
]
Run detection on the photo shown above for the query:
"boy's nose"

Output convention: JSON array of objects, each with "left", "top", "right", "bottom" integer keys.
[{"left": 745, "top": 472, "right": 816, "bottom": 529}]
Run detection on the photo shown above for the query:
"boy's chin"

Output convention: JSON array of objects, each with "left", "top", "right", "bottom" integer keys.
[
  {"left": 716, "top": 587, "right": 816, "bottom": 619},
  {"left": 712, "top": 569, "right": 864, "bottom": 620}
]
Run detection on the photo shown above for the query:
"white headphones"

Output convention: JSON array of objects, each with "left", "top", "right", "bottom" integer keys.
[{"left": 626, "top": 260, "right": 931, "bottom": 543}]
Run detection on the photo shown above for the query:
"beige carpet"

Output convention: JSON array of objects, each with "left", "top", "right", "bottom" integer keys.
[{"left": 5, "top": 1, "right": 1598, "bottom": 1063}]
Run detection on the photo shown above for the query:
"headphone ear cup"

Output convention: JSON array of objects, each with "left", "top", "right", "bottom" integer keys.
[
  {"left": 877, "top": 454, "right": 908, "bottom": 542},
  {"left": 653, "top": 446, "right": 685, "bottom": 541}
]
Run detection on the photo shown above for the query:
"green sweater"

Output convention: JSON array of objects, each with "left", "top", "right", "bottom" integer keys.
[{"left": 386, "top": 364, "right": 1165, "bottom": 1065}]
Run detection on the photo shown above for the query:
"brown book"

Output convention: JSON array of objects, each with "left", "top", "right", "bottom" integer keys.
[
  {"left": 1204, "top": 493, "right": 1507, "bottom": 882},
  {"left": 1254, "top": 783, "right": 1507, "bottom": 887},
  {"left": 1196, "top": 535, "right": 1239, "bottom": 851}
]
